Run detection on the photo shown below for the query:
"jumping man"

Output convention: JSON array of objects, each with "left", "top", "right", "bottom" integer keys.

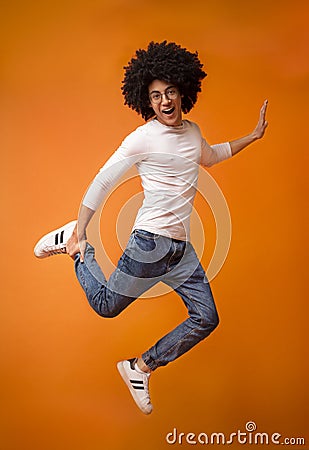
[{"left": 34, "top": 41, "right": 268, "bottom": 414}]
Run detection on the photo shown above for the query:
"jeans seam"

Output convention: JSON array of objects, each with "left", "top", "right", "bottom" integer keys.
[
  {"left": 166, "top": 241, "right": 177, "bottom": 271},
  {"left": 151, "top": 325, "right": 204, "bottom": 369},
  {"left": 181, "top": 283, "right": 214, "bottom": 328},
  {"left": 180, "top": 285, "right": 206, "bottom": 324},
  {"left": 77, "top": 266, "right": 87, "bottom": 295}
]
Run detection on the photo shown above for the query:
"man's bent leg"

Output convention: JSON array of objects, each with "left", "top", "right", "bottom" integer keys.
[
  {"left": 75, "top": 234, "right": 168, "bottom": 318},
  {"left": 142, "top": 243, "right": 219, "bottom": 371},
  {"left": 75, "top": 243, "right": 145, "bottom": 318}
]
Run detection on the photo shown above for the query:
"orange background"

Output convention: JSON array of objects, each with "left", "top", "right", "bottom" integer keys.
[{"left": 1, "top": 0, "right": 308, "bottom": 449}]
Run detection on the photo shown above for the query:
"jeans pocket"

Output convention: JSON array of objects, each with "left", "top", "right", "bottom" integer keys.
[
  {"left": 133, "top": 229, "right": 158, "bottom": 252},
  {"left": 134, "top": 229, "right": 159, "bottom": 240}
]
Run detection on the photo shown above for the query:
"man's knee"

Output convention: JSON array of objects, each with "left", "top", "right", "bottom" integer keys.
[
  {"left": 198, "top": 308, "right": 220, "bottom": 335},
  {"left": 88, "top": 289, "right": 127, "bottom": 318},
  {"left": 87, "top": 295, "right": 121, "bottom": 318},
  {"left": 209, "top": 310, "right": 220, "bottom": 331},
  {"left": 99, "top": 308, "right": 121, "bottom": 318},
  {"left": 93, "top": 304, "right": 122, "bottom": 318}
]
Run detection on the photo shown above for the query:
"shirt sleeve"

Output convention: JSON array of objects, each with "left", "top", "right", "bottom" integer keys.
[
  {"left": 82, "top": 128, "right": 146, "bottom": 211},
  {"left": 200, "top": 138, "right": 232, "bottom": 167}
]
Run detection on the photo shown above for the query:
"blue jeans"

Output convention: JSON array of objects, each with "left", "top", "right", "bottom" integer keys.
[{"left": 74, "top": 229, "right": 219, "bottom": 371}]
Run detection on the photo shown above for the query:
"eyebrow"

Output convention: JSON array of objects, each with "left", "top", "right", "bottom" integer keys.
[{"left": 149, "top": 85, "right": 176, "bottom": 95}]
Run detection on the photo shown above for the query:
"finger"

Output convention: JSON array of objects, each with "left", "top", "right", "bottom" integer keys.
[
  {"left": 67, "top": 247, "right": 75, "bottom": 259},
  {"left": 80, "top": 243, "right": 85, "bottom": 263},
  {"left": 261, "top": 99, "right": 268, "bottom": 116},
  {"left": 259, "top": 104, "right": 268, "bottom": 126}
]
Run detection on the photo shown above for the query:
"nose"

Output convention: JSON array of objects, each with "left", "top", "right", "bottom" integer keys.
[{"left": 161, "top": 92, "right": 171, "bottom": 105}]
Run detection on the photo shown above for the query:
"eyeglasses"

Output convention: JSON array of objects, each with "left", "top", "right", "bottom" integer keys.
[{"left": 149, "top": 86, "right": 179, "bottom": 104}]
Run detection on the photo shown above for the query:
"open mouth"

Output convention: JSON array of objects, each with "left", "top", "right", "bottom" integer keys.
[{"left": 162, "top": 107, "right": 175, "bottom": 115}]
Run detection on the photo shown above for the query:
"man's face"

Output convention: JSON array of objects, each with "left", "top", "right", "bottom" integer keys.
[{"left": 148, "top": 79, "right": 182, "bottom": 127}]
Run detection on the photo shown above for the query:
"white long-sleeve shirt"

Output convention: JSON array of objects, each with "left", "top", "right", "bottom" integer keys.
[{"left": 83, "top": 119, "right": 232, "bottom": 241}]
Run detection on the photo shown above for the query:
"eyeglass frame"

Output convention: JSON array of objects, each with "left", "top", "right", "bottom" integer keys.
[{"left": 149, "top": 85, "right": 180, "bottom": 104}]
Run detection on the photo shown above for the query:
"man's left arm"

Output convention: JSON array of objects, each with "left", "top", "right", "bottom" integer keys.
[{"left": 230, "top": 100, "right": 268, "bottom": 156}]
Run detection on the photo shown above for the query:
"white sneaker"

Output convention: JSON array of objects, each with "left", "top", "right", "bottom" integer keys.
[
  {"left": 34, "top": 220, "right": 77, "bottom": 258},
  {"left": 117, "top": 358, "right": 153, "bottom": 415}
]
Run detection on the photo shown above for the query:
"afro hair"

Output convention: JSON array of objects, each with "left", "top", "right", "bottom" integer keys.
[{"left": 122, "top": 41, "right": 207, "bottom": 121}]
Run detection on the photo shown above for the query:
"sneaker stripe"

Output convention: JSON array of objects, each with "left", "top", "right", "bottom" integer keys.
[
  {"left": 60, "top": 230, "right": 64, "bottom": 244},
  {"left": 55, "top": 233, "right": 59, "bottom": 245},
  {"left": 130, "top": 379, "right": 145, "bottom": 390},
  {"left": 117, "top": 360, "right": 152, "bottom": 415}
]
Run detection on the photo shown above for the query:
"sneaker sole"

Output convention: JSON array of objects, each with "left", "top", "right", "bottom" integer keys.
[
  {"left": 117, "top": 361, "right": 152, "bottom": 415},
  {"left": 34, "top": 220, "right": 77, "bottom": 258}
]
